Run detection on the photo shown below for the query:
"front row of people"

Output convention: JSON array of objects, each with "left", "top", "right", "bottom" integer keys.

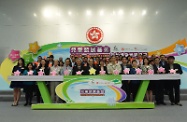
[{"left": 10, "top": 55, "right": 183, "bottom": 106}]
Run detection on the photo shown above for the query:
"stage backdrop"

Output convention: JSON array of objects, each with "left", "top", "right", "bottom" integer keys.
[{"left": 0, "top": 39, "right": 187, "bottom": 90}]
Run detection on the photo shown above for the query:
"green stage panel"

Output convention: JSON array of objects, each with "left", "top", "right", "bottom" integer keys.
[{"left": 31, "top": 102, "right": 155, "bottom": 110}]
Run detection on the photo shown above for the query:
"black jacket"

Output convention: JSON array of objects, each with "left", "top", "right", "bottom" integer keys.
[
  {"left": 159, "top": 61, "right": 168, "bottom": 68},
  {"left": 120, "top": 64, "right": 132, "bottom": 74},
  {"left": 72, "top": 65, "right": 89, "bottom": 75},
  {"left": 96, "top": 66, "right": 108, "bottom": 75},
  {"left": 36, "top": 66, "right": 50, "bottom": 75},
  {"left": 153, "top": 64, "right": 164, "bottom": 74},
  {"left": 165, "top": 63, "right": 183, "bottom": 74}
]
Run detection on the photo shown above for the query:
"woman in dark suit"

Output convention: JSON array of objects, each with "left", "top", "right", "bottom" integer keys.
[
  {"left": 35, "top": 59, "right": 50, "bottom": 103},
  {"left": 10, "top": 58, "right": 25, "bottom": 106},
  {"left": 96, "top": 60, "right": 108, "bottom": 75},
  {"left": 37, "top": 59, "right": 50, "bottom": 75}
]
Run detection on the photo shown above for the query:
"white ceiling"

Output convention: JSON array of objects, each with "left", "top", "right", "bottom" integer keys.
[{"left": 0, "top": 0, "right": 187, "bottom": 56}]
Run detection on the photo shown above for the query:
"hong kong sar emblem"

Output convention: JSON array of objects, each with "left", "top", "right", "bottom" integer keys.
[{"left": 86, "top": 27, "right": 104, "bottom": 44}]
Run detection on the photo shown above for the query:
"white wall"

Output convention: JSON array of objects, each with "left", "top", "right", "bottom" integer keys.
[{"left": 0, "top": 0, "right": 187, "bottom": 63}]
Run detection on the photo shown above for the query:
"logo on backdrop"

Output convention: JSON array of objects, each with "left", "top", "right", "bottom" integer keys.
[{"left": 86, "top": 27, "right": 104, "bottom": 44}]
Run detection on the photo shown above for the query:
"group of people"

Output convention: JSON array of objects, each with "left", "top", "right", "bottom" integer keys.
[{"left": 10, "top": 54, "right": 183, "bottom": 106}]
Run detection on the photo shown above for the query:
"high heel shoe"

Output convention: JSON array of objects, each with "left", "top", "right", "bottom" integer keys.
[
  {"left": 15, "top": 102, "right": 19, "bottom": 106},
  {"left": 11, "top": 103, "right": 15, "bottom": 106}
]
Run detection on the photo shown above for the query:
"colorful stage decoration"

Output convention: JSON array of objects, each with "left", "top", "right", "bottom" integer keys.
[
  {"left": 123, "top": 68, "right": 130, "bottom": 74},
  {"left": 7, "top": 74, "right": 180, "bottom": 109},
  {"left": 100, "top": 70, "right": 106, "bottom": 75},
  {"left": 148, "top": 69, "right": 154, "bottom": 75},
  {"left": 113, "top": 69, "right": 120, "bottom": 75},
  {"left": 28, "top": 41, "right": 40, "bottom": 54},
  {"left": 89, "top": 68, "right": 96, "bottom": 75},
  {"left": 1, "top": 38, "right": 187, "bottom": 90},
  {"left": 136, "top": 68, "right": 142, "bottom": 75},
  {"left": 8, "top": 49, "right": 21, "bottom": 62},
  {"left": 38, "top": 70, "right": 44, "bottom": 76},
  {"left": 28, "top": 70, "right": 34, "bottom": 76},
  {"left": 70, "top": 46, "right": 110, "bottom": 57},
  {"left": 23, "top": 53, "right": 34, "bottom": 65},
  {"left": 14, "top": 70, "right": 20, "bottom": 76},
  {"left": 158, "top": 67, "right": 165, "bottom": 73},
  {"left": 48, "top": 51, "right": 53, "bottom": 56},
  {"left": 64, "top": 70, "right": 70, "bottom": 76},
  {"left": 50, "top": 70, "right": 57, "bottom": 76},
  {"left": 55, "top": 75, "right": 126, "bottom": 103},
  {"left": 174, "top": 44, "right": 185, "bottom": 55},
  {"left": 169, "top": 69, "right": 178, "bottom": 74},
  {"left": 148, "top": 38, "right": 187, "bottom": 56},
  {"left": 76, "top": 71, "right": 82, "bottom": 75}
]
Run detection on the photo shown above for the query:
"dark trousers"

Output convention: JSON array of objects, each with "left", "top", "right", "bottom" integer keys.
[
  {"left": 164, "top": 81, "right": 170, "bottom": 95},
  {"left": 34, "top": 85, "right": 42, "bottom": 103},
  {"left": 24, "top": 85, "right": 34, "bottom": 104},
  {"left": 168, "top": 80, "right": 180, "bottom": 104},
  {"left": 121, "top": 80, "right": 130, "bottom": 102},
  {"left": 155, "top": 80, "right": 164, "bottom": 103}
]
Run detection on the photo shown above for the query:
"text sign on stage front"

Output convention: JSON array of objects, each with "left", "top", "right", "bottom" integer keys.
[{"left": 55, "top": 75, "right": 127, "bottom": 104}]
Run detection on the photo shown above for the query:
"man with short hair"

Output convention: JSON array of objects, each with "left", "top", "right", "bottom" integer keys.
[
  {"left": 153, "top": 57, "right": 166, "bottom": 105},
  {"left": 48, "top": 55, "right": 54, "bottom": 67},
  {"left": 165, "top": 56, "right": 183, "bottom": 106},
  {"left": 120, "top": 57, "right": 132, "bottom": 101},
  {"left": 50, "top": 60, "right": 61, "bottom": 103},
  {"left": 160, "top": 55, "right": 167, "bottom": 67},
  {"left": 107, "top": 56, "right": 121, "bottom": 75}
]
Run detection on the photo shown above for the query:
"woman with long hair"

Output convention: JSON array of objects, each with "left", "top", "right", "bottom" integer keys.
[
  {"left": 35, "top": 59, "right": 50, "bottom": 103},
  {"left": 23, "top": 63, "right": 36, "bottom": 106},
  {"left": 96, "top": 60, "right": 108, "bottom": 75},
  {"left": 10, "top": 58, "right": 25, "bottom": 106},
  {"left": 141, "top": 58, "right": 154, "bottom": 102}
]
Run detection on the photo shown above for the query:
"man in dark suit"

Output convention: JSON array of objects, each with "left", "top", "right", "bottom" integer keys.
[
  {"left": 159, "top": 55, "right": 168, "bottom": 67},
  {"left": 120, "top": 57, "right": 132, "bottom": 102},
  {"left": 72, "top": 58, "right": 89, "bottom": 75},
  {"left": 159, "top": 55, "right": 170, "bottom": 95},
  {"left": 165, "top": 56, "right": 183, "bottom": 106},
  {"left": 153, "top": 57, "right": 166, "bottom": 105}
]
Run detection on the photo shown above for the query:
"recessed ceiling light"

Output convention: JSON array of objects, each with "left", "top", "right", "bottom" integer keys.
[
  {"left": 86, "top": 10, "right": 92, "bottom": 16},
  {"left": 142, "top": 10, "right": 147, "bottom": 16},
  {"left": 33, "top": 13, "right": 37, "bottom": 17},
  {"left": 68, "top": 11, "right": 72, "bottom": 16},
  {"left": 118, "top": 9, "right": 124, "bottom": 16}
]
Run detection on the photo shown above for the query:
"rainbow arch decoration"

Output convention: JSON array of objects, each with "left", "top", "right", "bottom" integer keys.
[
  {"left": 55, "top": 75, "right": 127, "bottom": 104},
  {"left": 0, "top": 39, "right": 187, "bottom": 90},
  {"left": 149, "top": 38, "right": 187, "bottom": 57}
]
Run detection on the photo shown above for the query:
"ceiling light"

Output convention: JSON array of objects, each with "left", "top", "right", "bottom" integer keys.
[
  {"left": 142, "top": 10, "right": 147, "bottom": 16},
  {"left": 86, "top": 10, "right": 92, "bottom": 16},
  {"left": 118, "top": 9, "right": 124, "bottom": 16}
]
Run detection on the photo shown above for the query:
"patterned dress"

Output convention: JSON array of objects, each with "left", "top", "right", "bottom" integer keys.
[
  {"left": 141, "top": 65, "right": 153, "bottom": 74},
  {"left": 141, "top": 65, "right": 154, "bottom": 90}
]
